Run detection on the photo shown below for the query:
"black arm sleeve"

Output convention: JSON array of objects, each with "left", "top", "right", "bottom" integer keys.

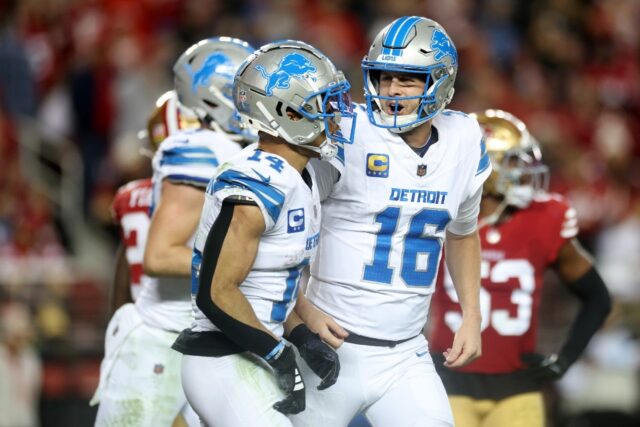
[
  {"left": 195, "top": 200, "right": 281, "bottom": 359},
  {"left": 558, "top": 267, "right": 612, "bottom": 366}
]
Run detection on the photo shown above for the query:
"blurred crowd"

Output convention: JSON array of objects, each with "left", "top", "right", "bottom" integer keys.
[{"left": 0, "top": 0, "right": 639, "bottom": 425}]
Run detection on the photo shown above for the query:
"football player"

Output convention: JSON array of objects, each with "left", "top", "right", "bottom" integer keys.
[
  {"left": 108, "top": 90, "right": 199, "bottom": 315},
  {"left": 428, "top": 109, "right": 612, "bottom": 427},
  {"left": 92, "top": 90, "right": 199, "bottom": 426},
  {"left": 93, "top": 37, "right": 254, "bottom": 426},
  {"left": 292, "top": 16, "right": 489, "bottom": 427},
  {"left": 171, "top": 40, "right": 354, "bottom": 426}
]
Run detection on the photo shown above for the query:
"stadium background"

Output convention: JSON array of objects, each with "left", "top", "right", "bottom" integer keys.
[{"left": 0, "top": 0, "right": 639, "bottom": 425}]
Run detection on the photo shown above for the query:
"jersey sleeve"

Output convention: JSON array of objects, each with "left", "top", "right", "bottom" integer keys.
[
  {"left": 544, "top": 195, "right": 579, "bottom": 264},
  {"left": 469, "top": 132, "right": 492, "bottom": 198},
  {"left": 309, "top": 158, "right": 340, "bottom": 202},
  {"left": 212, "top": 167, "right": 286, "bottom": 231},
  {"left": 448, "top": 186, "right": 481, "bottom": 235},
  {"left": 155, "top": 138, "right": 220, "bottom": 188},
  {"left": 110, "top": 185, "right": 128, "bottom": 226},
  {"left": 456, "top": 114, "right": 492, "bottom": 200}
]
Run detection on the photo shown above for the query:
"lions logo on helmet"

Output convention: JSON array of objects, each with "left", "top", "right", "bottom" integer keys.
[
  {"left": 472, "top": 109, "right": 549, "bottom": 209},
  {"left": 173, "top": 37, "right": 257, "bottom": 142},
  {"left": 256, "top": 53, "right": 318, "bottom": 96},
  {"left": 183, "top": 52, "right": 235, "bottom": 94},
  {"left": 431, "top": 29, "right": 457, "bottom": 65}
]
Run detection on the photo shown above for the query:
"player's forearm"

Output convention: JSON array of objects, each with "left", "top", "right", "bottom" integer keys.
[
  {"left": 445, "top": 229, "right": 482, "bottom": 319},
  {"left": 212, "top": 285, "right": 277, "bottom": 337},
  {"left": 559, "top": 267, "right": 612, "bottom": 366},
  {"left": 293, "top": 290, "right": 314, "bottom": 322},
  {"left": 143, "top": 244, "right": 192, "bottom": 277},
  {"left": 284, "top": 309, "right": 304, "bottom": 336},
  {"left": 197, "top": 282, "right": 282, "bottom": 358}
]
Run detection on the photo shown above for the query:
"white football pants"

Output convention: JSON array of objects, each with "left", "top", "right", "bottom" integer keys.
[
  {"left": 92, "top": 303, "right": 198, "bottom": 426},
  {"left": 290, "top": 334, "right": 454, "bottom": 427},
  {"left": 181, "top": 352, "right": 294, "bottom": 427}
]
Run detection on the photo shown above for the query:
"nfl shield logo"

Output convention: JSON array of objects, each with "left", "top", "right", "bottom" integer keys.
[
  {"left": 417, "top": 164, "right": 427, "bottom": 177},
  {"left": 153, "top": 364, "right": 164, "bottom": 375}
]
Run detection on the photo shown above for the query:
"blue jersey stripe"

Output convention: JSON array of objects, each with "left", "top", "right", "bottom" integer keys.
[
  {"left": 335, "top": 143, "right": 345, "bottom": 166},
  {"left": 214, "top": 170, "right": 285, "bottom": 223},
  {"left": 191, "top": 249, "right": 203, "bottom": 295},
  {"left": 476, "top": 152, "right": 490, "bottom": 175},
  {"left": 480, "top": 138, "right": 487, "bottom": 156},
  {"left": 166, "top": 174, "right": 211, "bottom": 186},
  {"left": 161, "top": 156, "right": 219, "bottom": 167},
  {"left": 270, "top": 258, "right": 310, "bottom": 322},
  {"left": 164, "top": 146, "right": 216, "bottom": 156}
]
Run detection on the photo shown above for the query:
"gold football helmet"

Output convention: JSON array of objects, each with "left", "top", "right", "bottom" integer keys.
[
  {"left": 145, "top": 90, "right": 200, "bottom": 151},
  {"left": 472, "top": 109, "right": 549, "bottom": 208}
]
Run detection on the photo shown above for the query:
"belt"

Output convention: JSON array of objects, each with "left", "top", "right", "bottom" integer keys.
[{"left": 344, "top": 331, "right": 418, "bottom": 348}]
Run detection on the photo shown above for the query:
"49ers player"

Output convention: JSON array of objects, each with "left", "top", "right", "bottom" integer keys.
[{"left": 428, "top": 110, "right": 612, "bottom": 427}]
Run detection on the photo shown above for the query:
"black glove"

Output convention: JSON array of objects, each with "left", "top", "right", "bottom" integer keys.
[
  {"left": 266, "top": 342, "right": 305, "bottom": 414},
  {"left": 520, "top": 353, "right": 569, "bottom": 384},
  {"left": 288, "top": 324, "right": 340, "bottom": 390}
]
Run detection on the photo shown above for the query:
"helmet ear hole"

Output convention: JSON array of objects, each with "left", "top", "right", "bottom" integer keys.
[{"left": 285, "top": 106, "right": 303, "bottom": 121}]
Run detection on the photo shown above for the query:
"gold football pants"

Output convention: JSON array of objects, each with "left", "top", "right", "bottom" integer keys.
[{"left": 449, "top": 392, "right": 545, "bottom": 427}]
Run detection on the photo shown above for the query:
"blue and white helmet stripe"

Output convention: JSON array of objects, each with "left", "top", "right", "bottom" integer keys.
[{"left": 381, "top": 16, "right": 423, "bottom": 56}]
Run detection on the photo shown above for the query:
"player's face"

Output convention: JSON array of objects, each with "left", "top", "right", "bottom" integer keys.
[
  {"left": 503, "top": 151, "right": 536, "bottom": 186},
  {"left": 378, "top": 71, "right": 426, "bottom": 116}
]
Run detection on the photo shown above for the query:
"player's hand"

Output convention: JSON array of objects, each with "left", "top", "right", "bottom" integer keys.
[
  {"left": 443, "top": 316, "right": 481, "bottom": 368},
  {"left": 298, "top": 304, "right": 348, "bottom": 349},
  {"left": 520, "top": 353, "right": 569, "bottom": 383},
  {"left": 266, "top": 343, "right": 305, "bottom": 414},
  {"left": 289, "top": 324, "right": 340, "bottom": 390}
]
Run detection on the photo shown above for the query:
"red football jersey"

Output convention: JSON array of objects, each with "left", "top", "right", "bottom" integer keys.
[
  {"left": 110, "top": 178, "right": 153, "bottom": 300},
  {"left": 429, "top": 194, "right": 578, "bottom": 374}
]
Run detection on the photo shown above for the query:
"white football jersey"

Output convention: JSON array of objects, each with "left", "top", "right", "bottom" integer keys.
[
  {"left": 191, "top": 145, "right": 321, "bottom": 339},
  {"left": 137, "top": 128, "right": 241, "bottom": 332},
  {"left": 307, "top": 105, "right": 491, "bottom": 340}
]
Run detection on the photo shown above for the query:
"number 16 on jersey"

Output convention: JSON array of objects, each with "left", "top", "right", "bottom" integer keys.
[{"left": 363, "top": 206, "right": 451, "bottom": 287}]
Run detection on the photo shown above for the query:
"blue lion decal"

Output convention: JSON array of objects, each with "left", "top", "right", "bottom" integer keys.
[
  {"left": 255, "top": 53, "right": 317, "bottom": 96},
  {"left": 430, "top": 29, "right": 457, "bottom": 66},
  {"left": 184, "top": 52, "right": 234, "bottom": 94}
]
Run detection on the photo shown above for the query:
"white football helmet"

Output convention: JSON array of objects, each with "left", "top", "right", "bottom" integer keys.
[
  {"left": 173, "top": 37, "right": 257, "bottom": 142},
  {"left": 362, "top": 16, "right": 458, "bottom": 133},
  {"left": 233, "top": 40, "right": 355, "bottom": 160},
  {"left": 473, "top": 109, "right": 549, "bottom": 209}
]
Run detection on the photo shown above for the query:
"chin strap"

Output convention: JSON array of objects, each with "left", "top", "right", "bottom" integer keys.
[
  {"left": 299, "top": 138, "right": 338, "bottom": 161},
  {"left": 478, "top": 198, "right": 509, "bottom": 228}
]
